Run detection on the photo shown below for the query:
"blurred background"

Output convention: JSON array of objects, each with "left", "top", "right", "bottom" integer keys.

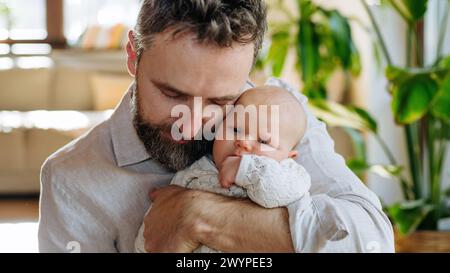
[{"left": 0, "top": 0, "right": 449, "bottom": 252}]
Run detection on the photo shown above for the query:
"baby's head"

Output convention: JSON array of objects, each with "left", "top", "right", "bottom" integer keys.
[{"left": 213, "top": 86, "right": 307, "bottom": 169}]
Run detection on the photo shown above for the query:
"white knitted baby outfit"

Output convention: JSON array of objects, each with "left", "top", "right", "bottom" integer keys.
[{"left": 135, "top": 154, "right": 311, "bottom": 253}]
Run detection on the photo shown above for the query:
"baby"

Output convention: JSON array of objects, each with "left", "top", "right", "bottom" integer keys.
[{"left": 135, "top": 86, "right": 311, "bottom": 253}]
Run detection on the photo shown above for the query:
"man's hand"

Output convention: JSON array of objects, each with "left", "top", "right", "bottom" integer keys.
[
  {"left": 143, "top": 185, "right": 205, "bottom": 253},
  {"left": 144, "top": 184, "right": 294, "bottom": 253},
  {"left": 219, "top": 156, "right": 241, "bottom": 188}
]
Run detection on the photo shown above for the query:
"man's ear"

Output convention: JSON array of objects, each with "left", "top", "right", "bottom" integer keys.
[
  {"left": 288, "top": 150, "right": 298, "bottom": 159},
  {"left": 126, "top": 30, "right": 138, "bottom": 77}
]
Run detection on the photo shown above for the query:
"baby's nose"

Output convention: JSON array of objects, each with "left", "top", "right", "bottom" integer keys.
[{"left": 234, "top": 139, "right": 253, "bottom": 153}]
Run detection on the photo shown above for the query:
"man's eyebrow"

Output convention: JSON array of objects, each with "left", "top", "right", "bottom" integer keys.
[
  {"left": 153, "top": 80, "right": 240, "bottom": 101},
  {"left": 153, "top": 80, "right": 189, "bottom": 97}
]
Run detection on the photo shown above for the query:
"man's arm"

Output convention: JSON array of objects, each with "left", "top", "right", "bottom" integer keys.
[
  {"left": 196, "top": 191, "right": 294, "bottom": 253},
  {"left": 200, "top": 190, "right": 395, "bottom": 253},
  {"left": 39, "top": 160, "right": 117, "bottom": 253}
]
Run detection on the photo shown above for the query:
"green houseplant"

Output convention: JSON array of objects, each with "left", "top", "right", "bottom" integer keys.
[
  {"left": 259, "top": 0, "right": 450, "bottom": 236},
  {"left": 363, "top": 0, "right": 450, "bottom": 235}
]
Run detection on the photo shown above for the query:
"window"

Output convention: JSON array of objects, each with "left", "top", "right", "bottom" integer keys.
[
  {"left": 64, "top": 0, "right": 140, "bottom": 45},
  {"left": 0, "top": 0, "right": 52, "bottom": 68},
  {"left": 0, "top": 0, "right": 47, "bottom": 41},
  {"left": 0, "top": 0, "right": 140, "bottom": 56}
]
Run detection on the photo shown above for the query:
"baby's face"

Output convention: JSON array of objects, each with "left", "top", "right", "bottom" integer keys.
[{"left": 213, "top": 86, "right": 304, "bottom": 169}]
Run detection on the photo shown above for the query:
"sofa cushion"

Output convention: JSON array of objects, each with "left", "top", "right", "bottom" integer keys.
[
  {"left": 0, "top": 110, "right": 112, "bottom": 171},
  {"left": 90, "top": 72, "right": 132, "bottom": 110},
  {"left": 51, "top": 67, "right": 94, "bottom": 110},
  {"left": 0, "top": 128, "right": 26, "bottom": 171},
  {"left": 0, "top": 68, "right": 52, "bottom": 111}
]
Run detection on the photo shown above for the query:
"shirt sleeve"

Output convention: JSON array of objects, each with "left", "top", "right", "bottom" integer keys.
[
  {"left": 235, "top": 155, "right": 311, "bottom": 208},
  {"left": 265, "top": 78, "right": 395, "bottom": 253},
  {"left": 38, "top": 160, "right": 117, "bottom": 253}
]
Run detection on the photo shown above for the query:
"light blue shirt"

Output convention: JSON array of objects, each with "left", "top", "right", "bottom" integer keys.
[{"left": 38, "top": 78, "right": 395, "bottom": 253}]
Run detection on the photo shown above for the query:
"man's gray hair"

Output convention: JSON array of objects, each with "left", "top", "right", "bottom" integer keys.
[{"left": 133, "top": 0, "right": 267, "bottom": 63}]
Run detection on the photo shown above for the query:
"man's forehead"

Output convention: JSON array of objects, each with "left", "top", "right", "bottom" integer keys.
[{"left": 139, "top": 31, "right": 255, "bottom": 100}]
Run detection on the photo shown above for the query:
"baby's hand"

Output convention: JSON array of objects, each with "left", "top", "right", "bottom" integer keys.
[{"left": 219, "top": 156, "right": 241, "bottom": 188}]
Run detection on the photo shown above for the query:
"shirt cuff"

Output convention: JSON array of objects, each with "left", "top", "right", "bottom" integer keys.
[{"left": 286, "top": 194, "right": 349, "bottom": 252}]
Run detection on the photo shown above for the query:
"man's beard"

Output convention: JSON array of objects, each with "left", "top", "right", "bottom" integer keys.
[{"left": 131, "top": 83, "right": 213, "bottom": 171}]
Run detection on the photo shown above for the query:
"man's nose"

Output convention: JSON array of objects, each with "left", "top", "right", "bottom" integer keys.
[
  {"left": 234, "top": 139, "right": 253, "bottom": 153},
  {"left": 180, "top": 113, "right": 203, "bottom": 140},
  {"left": 180, "top": 97, "right": 206, "bottom": 140}
]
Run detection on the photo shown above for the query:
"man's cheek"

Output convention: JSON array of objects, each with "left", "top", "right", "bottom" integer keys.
[{"left": 147, "top": 101, "right": 178, "bottom": 124}]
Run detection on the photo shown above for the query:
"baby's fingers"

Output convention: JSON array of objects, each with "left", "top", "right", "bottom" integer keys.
[{"left": 219, "top": 171, "right": 234, "bottom": 189}]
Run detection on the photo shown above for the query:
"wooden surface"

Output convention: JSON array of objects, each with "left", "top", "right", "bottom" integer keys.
[
  {"left": 395, "top": 231, "right": 450, "bottom": 253},
  {"left": 0, "top": 198, "right": 39, "bottom": 222}
]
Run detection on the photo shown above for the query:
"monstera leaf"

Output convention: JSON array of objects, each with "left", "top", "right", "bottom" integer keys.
[
  {"left": 387, "top": 200, "right": 434, "bottom": 235},
  {"left": 386, "top": 66, "right": 411, "bottom": 85},
  {"left": 392, "top": 75, "right": 438, "bottom": 124},
  {"left": 388, "top": 0, "right": 428, "bottom": 23},
  {"left": 438, "top": 55, "right": 450, "bottom": 69},
  {"left": 347, "top": 159, "right": 403, "bottom": 179},
  {"left": 431, "top": 74, "right": 450, "bottom": 121},
  {"left": 297, "top": 19, "right": 320, "bottom": 90},
  {"left": 309, "top": 100, "right": 378, "bottom": 133},
  {"left": 387, "top": 66, "right": 440, "bottom": 124},
  {"left": 329, "top": 10, "right": 353, "bottom": 69}
]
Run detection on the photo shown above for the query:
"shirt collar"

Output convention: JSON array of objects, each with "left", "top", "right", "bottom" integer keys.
[{"left": 109, "top": 83, "right": 151, "bottom": 167}]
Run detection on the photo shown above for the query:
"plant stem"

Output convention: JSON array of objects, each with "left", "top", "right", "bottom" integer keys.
[
  {"left": 435, "top": 121, "right": 447, "bottom": 179},
  {"left": 403, "top": 21, "right": 423, "bottom": 200},
  {"left": 412, "top": 23, "right": 424, "bottom": 67},
  {"left": 405, "top": 123, "right": 422, "bottom": 199},
  {"left": 427, "top": 117, "right": 435, "bottom": 200},
  {"left": 429, "top": 117, "right": 445, "bottom": 223},
  {"left": 407, "top": 24, "right": 413, "bottom": 67},
  {"left": 361, "top": 0, "right": 393, "bottom": 66},
  {"left": 375, "top": 134, "right": 397, "bottom": 165},
  {"left": 436, "top": 1, "right": 449, "bottom": 61}
]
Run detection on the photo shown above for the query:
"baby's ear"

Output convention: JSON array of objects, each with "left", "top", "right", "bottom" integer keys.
[{"left": 288, "top": 150, "right": 298, "bottom": 159}]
